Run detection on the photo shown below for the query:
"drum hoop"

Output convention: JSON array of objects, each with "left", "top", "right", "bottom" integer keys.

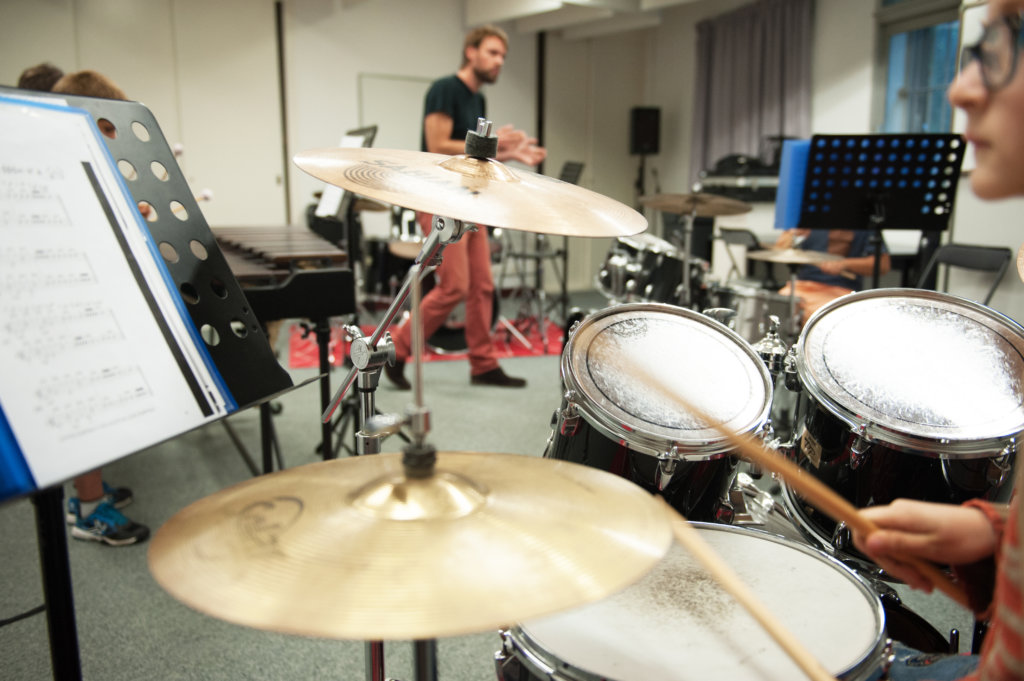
[
  {"left": 507, "top": 522, "right": 888, "bottom": 681},
  {"left": 796, "top": 288, "right": 1024, "bottom": 458},
  {"left": 561, "top": 303, "right": 772, "bottom": 457}
]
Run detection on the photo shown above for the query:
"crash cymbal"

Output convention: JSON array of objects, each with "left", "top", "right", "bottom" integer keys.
[
  {"left": 293, "top": 147, "right": 646, "bottom": 238},
  {"left": 640, "top": 192, "right": 752, "bottom": 217},
  {"left": 746, "top": 248, "right": 844, "bottom": 265},
  {"left": 148, "top": 451, "right": 671, "bottom": 641}
]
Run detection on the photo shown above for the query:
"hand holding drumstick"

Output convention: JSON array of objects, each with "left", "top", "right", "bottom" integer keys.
[{"left": 633, "top": 362, "right": 971, "bottom": 609}]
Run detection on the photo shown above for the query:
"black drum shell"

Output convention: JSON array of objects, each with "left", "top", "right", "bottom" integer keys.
[
  {"left": 790, "top": 391, "right": 1017, "bottom": 547},
  {"left": 544, "top": 407, "right": 736, "bottom": 523}
]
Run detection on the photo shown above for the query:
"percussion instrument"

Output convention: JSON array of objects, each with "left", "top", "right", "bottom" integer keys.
[
  {"left": 785, "top": 288, "right": 1022, "bottom": 555},
  {"left": 746, "top": 248, "right": 844, "bottom": 266},
  {"left": 496, "top": 524, "right": 888, "bottom": 681},
  {"left": 640, "top": 192, "right": 753, "bottom": 217},
  {"left": 706, "top": 282, "right": 793, "bottom": 343},
  {"left": 545, "top": 303, "right": 773, "bottom": 521},
  {"left": 148, "top": 451, "right": 672, "bottom": 641},
  {"left": 596, "top": 233, "right": 709, "bottom": 307},
  {"left": 294, "top": 147, "right": 646, "bottom": 238}
]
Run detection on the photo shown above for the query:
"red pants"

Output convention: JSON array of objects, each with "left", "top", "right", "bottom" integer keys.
[{"left": 391, "top": 213, "right": 499, "bottom": 375}]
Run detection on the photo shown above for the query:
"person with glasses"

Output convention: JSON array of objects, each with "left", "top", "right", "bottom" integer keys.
[{"left": 851, "top": 3, "right": 1024, "bottom": 679}]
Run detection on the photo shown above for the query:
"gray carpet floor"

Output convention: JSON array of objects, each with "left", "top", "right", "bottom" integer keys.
[{"left": 0, "top": 294, "right": 980, "bottom": 681}]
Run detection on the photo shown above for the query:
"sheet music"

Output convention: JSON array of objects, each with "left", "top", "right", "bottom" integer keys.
[
  {"left": 0, "top": 97, "right": 231, "bottom": 493},
  {"left": 314, "top": 132, "right": 375, "bottom": 218}
]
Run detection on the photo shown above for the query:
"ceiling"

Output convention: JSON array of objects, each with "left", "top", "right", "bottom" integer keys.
[{"left": 464, "top": 0, "right": 705, "bottom": 39}]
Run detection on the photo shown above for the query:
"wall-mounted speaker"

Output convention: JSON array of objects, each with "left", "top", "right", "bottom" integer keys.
[{"left": 630, "top": 107, "right": 660, "bottom": 155}]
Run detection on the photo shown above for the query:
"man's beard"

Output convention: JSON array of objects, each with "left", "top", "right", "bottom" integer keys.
[{"left": 474, "top": 66, "right": 498, "bottom": 84}]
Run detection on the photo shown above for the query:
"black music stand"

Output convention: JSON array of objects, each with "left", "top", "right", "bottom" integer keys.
[
  {"left": 795, "top": 134, "right": 965, "bottom": 288},
  {"left": 0, "top": 87, "right": 294, "bottom": 681}
]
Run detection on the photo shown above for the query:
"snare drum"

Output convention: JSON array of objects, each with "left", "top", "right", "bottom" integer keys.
[
  {"left": 545, "top": 304, "right": 773, "bottom": 521},
  {"left": 786, "top": 289, "right": 1022, "bottom": 553},
  {"left": 496, "top": 523, "right": 889, "bottom": 681}
]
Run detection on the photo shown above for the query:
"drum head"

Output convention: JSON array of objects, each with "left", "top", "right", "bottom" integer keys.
[
  {"left": 512, "top": 524, "right": 885, "bottom": 681},
  {"left": 562, "top": 303, "right": 772, "bottom": 458},
  {"left": 798, "top": 289, "right": 1024, "bottom": 456}
]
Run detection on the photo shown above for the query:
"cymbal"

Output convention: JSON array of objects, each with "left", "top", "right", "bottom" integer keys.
[
  {"left": 746, "top": 248, "right": 843, "bottom": 265},
  {"left": 293, "top": 147, "right": 646, "bottom": 238},
  {"left": 353, "top": 197, "right": 390, "bottom": 212},
  {"left": 148, "top": 452, "right": 671, "bottom": 641},
  {"left": 388, "top": 238, "right": 424, "bottom": 260},
  {"left": 640, "top": 192, "right": 752, "bottom": 217}
]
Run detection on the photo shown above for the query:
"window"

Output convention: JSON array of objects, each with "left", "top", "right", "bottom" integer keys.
[{"left": 874, "top": 0, "right": 961, "bottom": 133}]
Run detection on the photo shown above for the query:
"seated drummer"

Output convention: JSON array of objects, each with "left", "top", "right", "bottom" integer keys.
[{"left": 774, "top": 228, "right": 891, "bottom": 323}]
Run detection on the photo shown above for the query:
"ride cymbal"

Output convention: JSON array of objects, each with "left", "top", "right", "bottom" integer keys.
[
  {"left": 746, "top": 248, "right": 843, "bottom": 265},
  {"left": 148, "top": 452, "right": 672, "bottom": 641},
  {"left": 640, "top": 192, "right": 752, "bottom": 217},
  {"left": 294, "top": 148, "right": 646, "bottom": 238}
]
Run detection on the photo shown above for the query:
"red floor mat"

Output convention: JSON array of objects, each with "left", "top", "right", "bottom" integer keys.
[{"left": 287, "top": 318, "right": 563, "bottom": 369}]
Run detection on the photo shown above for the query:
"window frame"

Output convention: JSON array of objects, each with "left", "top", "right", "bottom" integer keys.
[{"left": 871, "top": 0, "right": 962, "bottom": 133}]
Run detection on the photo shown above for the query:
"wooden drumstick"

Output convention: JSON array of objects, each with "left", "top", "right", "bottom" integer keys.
[
  {"left": 661, "top": 497, "right": 837, "bottom": 681},
  {"left": 636, "top": 365, "right": 971, "bottom": 609}
]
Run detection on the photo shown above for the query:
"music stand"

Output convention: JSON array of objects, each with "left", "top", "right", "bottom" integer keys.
[
  {"left": 790, "top": 134, "right": 965, "bottom": 289},
  {"left": 0, "top": 88, "right": 294, "bottom": 681}
]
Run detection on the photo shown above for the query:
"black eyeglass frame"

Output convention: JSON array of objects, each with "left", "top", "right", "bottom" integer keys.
[{"left": 961, "top": 12, "right": 1024, "bottom": 92}]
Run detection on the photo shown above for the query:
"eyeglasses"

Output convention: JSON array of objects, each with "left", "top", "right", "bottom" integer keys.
[{"left": 961, "top": 13, "right": 1024, "bottom": 92}]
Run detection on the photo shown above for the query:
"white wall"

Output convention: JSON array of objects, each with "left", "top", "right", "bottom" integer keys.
[{"left": 4, "top": 0, "right": 1022, "bottom": 324}]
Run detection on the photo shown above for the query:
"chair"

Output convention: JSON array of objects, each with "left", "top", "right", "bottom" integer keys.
[
  {"left": 558, "top": 161, "right": 584, "bottom": 185},
  {"left": 718, "top": 227, "right": 778, "bottom": 288},
  {"left": 914, "top": 243, "right": 1012, "bottom": 305}
]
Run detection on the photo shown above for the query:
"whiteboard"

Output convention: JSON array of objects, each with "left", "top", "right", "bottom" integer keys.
[{"left": 358, "top": 73, "right": 433, "bottom": 151}]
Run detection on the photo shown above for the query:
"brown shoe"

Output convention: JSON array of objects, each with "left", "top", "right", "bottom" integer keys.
[
  {"left": 384, "top": 359, "right": 411, "bottom": 390},
  {"left": 470, "top": 367, "right": 527, "bottom": 388}
]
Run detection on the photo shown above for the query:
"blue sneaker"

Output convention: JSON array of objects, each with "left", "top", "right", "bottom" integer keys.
[
  {"left": 69, "top": 500, "right": 150, "bottom": 546},
  {"left": 66, "top": 482, "right": 133, "bottom": 524}
]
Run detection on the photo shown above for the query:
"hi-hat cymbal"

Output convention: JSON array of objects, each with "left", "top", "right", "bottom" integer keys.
[
  {"left": 640, "top": 192, "right": 752, "bottom": 217},
  {"left": 746, "top": 248, "right": 844, "bottom": 265},
  {"left": 293, "top": 148, "right": 646, "bottom": 238},
  {"left": 148, "top": 452, "right": 671, "bottom": 641}
]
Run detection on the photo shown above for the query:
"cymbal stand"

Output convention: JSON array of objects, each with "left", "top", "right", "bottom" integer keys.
[
  {"left": 322, "top": 214, "right": 472, "bottom": 439},
  {"left": 360, "top": 261, "right": 440, "bottom": 681}
]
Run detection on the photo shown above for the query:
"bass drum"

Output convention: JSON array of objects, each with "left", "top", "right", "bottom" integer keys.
[
  {"left": 785, "top": 289, "right": 1022, "bottom": 555},
  {"left": 545, "top": 303, "right": 773, "bottom": 522},
  {"left": 496, "top": 523, "right": 889, "bottom": 681}
]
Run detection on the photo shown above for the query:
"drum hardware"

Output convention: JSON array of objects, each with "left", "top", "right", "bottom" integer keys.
[
  {"left": 655, "top": 449, "right": 680, "bottom": 491},
  {"left": 702, "top": 306, "right": 737, "bottom": 327},
  {"left": 752, "top": 315, "right": 789, "bottom": 379},
  {"left": 556, "top": 391, "right": 581, "bottom": 436}
]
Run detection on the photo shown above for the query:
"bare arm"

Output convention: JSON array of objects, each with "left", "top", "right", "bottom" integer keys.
[
  {"left": 423, "top": 112, "right": 469, "bottom": 156},
  {"left": 817, "top": 252, "right": 891, "bottom": 277}
]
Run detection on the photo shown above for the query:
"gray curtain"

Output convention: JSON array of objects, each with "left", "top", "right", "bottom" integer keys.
[{"left": 689, "top": 0, "right": 813, "bottom": 185}]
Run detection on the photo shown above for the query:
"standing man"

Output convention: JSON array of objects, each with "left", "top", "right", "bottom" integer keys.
[{"left": 385, "top": 24, "right": 546, "bottom": 390}]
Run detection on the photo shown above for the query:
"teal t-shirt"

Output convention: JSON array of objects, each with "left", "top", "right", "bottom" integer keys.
[{"left": 421, "top": 74, "right": 486, "bottom": 152}]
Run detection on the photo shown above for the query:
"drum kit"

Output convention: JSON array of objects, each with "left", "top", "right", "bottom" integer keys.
[{"left": 148, "top": 120, "right": 1024, "bottom": 681}]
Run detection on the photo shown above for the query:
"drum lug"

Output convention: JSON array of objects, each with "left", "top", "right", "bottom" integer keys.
[
  {"left": 783, "top": 346, "right": 802, "bottom": 393},
  {"left": 850, "top": 429, "right": 871, "bottom": 470},
  {"left": 558, "top": 391, "right": 580, "bottom": 437},
  {"left": 655, "top": 450, "right": 679, "bottom": 491},
  {"left": 831, "top": 520, "right": 852, "bottom": 554},
  {"left": 988, "top": 442, "right": 1015, "bottom": 488},
  {"left": 880, "top": 638, "right": 895, "bottom": 678}
]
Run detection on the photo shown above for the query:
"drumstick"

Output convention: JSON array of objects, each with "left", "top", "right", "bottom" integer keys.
[
  {"left": 635, "top": 365, "right": 971, "bottom": 609},
  {"left": 661, "top": 497, "right": 837, "bottom": 681}
]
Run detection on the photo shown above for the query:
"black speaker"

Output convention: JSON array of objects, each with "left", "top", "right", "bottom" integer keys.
[{"left": 630, "top": 107, "right": 660, "bottom": 155}]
